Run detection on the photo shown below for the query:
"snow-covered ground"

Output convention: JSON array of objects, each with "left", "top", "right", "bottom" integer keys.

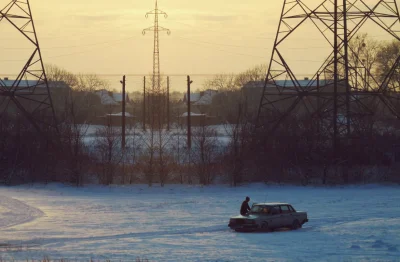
[{"left": 0, "top": 184, "right": 399, "bottom": 261}]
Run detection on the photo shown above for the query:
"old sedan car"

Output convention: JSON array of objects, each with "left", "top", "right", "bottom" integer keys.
[{"left": 228, "top": 202, "right": 308, "bottom": 232}]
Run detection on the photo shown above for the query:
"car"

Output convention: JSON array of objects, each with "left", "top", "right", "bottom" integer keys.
[{"left": 228, "top": 202, "right": 308, "bottom": 232}]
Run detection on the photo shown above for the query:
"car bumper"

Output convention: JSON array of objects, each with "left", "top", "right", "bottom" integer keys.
[{"left": 228, "top": 223, "right": 258, "bottom": 231}]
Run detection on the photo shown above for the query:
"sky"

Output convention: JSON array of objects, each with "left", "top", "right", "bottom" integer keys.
[{"left": 0, "top": 0, "right": 397, "bottom": 91}]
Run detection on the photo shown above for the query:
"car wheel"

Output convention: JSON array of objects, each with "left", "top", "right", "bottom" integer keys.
[
  {"left": 261, "top": 222, "right": 269, "bottom": 231},
  {"left": 292, "top": 220, "right": 300, "bottom": 230}
]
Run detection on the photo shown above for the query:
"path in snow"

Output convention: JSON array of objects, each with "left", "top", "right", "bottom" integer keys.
[{"left": 0, "top": 195, "right": 44, "bottom": 229}]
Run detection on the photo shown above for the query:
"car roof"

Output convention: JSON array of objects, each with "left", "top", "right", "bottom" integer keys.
[{"left": 253, "top": 202, "right": 290, "bottom": 206}]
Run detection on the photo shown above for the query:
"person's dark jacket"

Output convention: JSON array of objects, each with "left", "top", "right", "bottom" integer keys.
[{"left": 240, "top": 201, "right": 251, "bottom": 216}]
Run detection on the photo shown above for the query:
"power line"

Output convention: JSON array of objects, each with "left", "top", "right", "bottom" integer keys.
[
  {"left": 1, "top": 35, "right": 138, "bottom": 50},
  {"left": 0, "top": 21, "right": 136, "bottom": 40},
  {"left": 0, "top": 36, "right": 137, "bottom": 62}
]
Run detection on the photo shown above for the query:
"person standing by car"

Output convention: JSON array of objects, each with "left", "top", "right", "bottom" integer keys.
[{"left": 240, "top": 196, "right": 251, "bottom": 216}]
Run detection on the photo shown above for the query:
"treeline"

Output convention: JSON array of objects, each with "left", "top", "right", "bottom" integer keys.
[
  {"left": 1, "top": 109, "right": 400, "bottom": 186},
  {"left": 1, "top": 34, "right": 400, "bottom": 186}
]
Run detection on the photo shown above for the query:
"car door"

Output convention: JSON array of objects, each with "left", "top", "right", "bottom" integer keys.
[
  {"left": 266, "top": 206, "right": 282, "bottom": 229},
  {"left": 279, "top": 205, "right": 292, "bottom": 227},
  {"left": 257, "top": 206, "right": 270, "bottom": 227}
]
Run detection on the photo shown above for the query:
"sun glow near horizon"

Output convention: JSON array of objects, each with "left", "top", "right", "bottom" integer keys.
[{"left": 0, "top": 0, "right": 397, "bottom": 91}]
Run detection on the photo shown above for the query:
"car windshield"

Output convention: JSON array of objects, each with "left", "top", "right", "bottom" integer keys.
[{"left": 250, "top": 205, "right": 270, "bottom": 214}]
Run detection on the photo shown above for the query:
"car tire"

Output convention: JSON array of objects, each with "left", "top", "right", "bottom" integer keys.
[
  {"left": 292, "top": 220, "right": 300, "bottom": 230},
  {"left": 261, "top": 222, "right": 269, "bottom": 231}
]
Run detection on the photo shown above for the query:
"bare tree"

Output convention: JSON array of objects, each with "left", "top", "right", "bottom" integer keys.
[
  {"left": 348, "top": 33, "right": 380, "bottom": 90},
  {"left": 234, "top": 64, "right": 267, "bottom": 88},
  {"left": 59, "top": 96, "right": 91, "bottom": 186},
  {"left": 45, "top": 64, "right": 78, "bottom": 89},
  {"left": 376, "top": 39, "right": 400, "bottom": 90},
  {"left": 124, "top": 123, "right": 142, "bottom": 184},
  {"left": 156, "top": 129, "right": 174, "bottom": 187},
  {"left": 203, "top": 74, "right": 237, "bottom": 92},
  {"left": 191, "top": 125, "right": 221, "bottom": 185},
  {"left": 139, "top": 128, "right": 156, "bottom": 186},
  {"left": 224, "top": 98, "right": 253, "bottom": 186},
  {"left": 93, "top": 123, "right": 124, "bottom": 185},
  {"left": 170, "top": 124, "right": 189, "bottom": 184}
]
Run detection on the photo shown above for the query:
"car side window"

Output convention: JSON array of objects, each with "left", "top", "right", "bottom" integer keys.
[
  {"left": 288, "top": 205, "right": 296, "bottom": 212},
  {"left": 261, "top": 206, "right": 269, "bottom": 214},
  {"left": 280, "top": 205, "right": 290, "bottom": 213},
  {"left": 270, "top": 207, "right": 280, "bottom": 215}
]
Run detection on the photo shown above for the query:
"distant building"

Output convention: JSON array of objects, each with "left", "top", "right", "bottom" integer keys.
[
  {"left": 182, "top": 89, "right": 218, "bottom": 114},
  {"left": 112, "top": 92, "right": 131, "bottom": 105},
  {"left": 94, "top": 89, "right": 118, "bottom": 106},
  {"left": 183, "top": 89, "right": 218, "bottom": 105},
  {"left": 242, "top": 78, "right": 339, "bottom": 115},
  {"left": 0, "top": 78, "right": 72, "bottom": 114},
  {"left": 94, "top": 89, "right": 132, "bottom": 115},
  {"left": 96, "top": 112, "right": 136, "bottom": 126},
  {"left": 177, "top": 112, "right": 219, "bottom": 127}
]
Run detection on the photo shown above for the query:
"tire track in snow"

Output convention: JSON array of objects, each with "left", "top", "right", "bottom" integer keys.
[
  {"left": 11, "top": 225, "right": 228, "bottom": 246},
  {"left": 0, "top": 195, "right": 44, "bottom": 229}
]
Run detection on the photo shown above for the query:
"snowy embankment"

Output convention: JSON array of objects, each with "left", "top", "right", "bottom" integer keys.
[
  {"left": 0, "top": 184, "right": 399, "bottom": 261},
  {"left": 0, "top": 195, "right": 44, "bottom": 229}
]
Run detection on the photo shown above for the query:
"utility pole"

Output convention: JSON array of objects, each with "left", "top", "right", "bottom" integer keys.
[
  {"left": 121, "top": 75, "right": 126, "bottom": 149},
  {"left": 143, "top": 76, "right": 146, "bottom": 131},
  {"left": 187, "top": 75, "right": 193, "bottom": 149}
]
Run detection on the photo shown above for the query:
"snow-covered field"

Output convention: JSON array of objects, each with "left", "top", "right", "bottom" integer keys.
[{"left": 0, "top": 183, "right": 399, "bottom": 262}]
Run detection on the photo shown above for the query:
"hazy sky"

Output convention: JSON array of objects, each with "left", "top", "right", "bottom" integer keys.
[{"left": 0, "top": 0, "right": 397, "bottom": 91}]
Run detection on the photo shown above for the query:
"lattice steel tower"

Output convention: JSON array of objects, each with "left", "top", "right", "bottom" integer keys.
[
  {"left": 256, "top": 0, "right": 400, "bottom": 160},
  {"left": 0, "top": 0, "right": 57, "bottom": 134},
  {"left": 143, "top": 0, "right": 170, "bottom": 129}
]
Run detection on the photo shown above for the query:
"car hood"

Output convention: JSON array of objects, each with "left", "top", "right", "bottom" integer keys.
[{"left": 230, "top": 214, "right": 257, "bottom": 220}]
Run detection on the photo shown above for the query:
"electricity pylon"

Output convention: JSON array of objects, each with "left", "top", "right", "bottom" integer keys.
[
  {"left": 256, "top": 0, "right": 400, "bottom": 160},
  {"left": 143, "top": 0, "right": 170, "bottom": 129},
  {"left": 0, "top": 0, "right": 57, "bottom": 135}
]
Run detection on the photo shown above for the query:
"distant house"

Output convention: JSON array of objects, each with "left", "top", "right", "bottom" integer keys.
[
  {"left": 96, "top": 112, "right": 136, "bottom": 126},
  {"left": 177, "top": 112, "right": 219, "bottom": 127},
  {"left": 94, "top": 89, "right": 118, "bottom": 106},
  {"left": 94, "top": 89, "right": 130, "bottom": 105},
  {"left": 112, "top": 92, "right": 131, "bottom": 105},
  {"left": 182, "top": 89, "right": 218, "bottom": 114}
]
